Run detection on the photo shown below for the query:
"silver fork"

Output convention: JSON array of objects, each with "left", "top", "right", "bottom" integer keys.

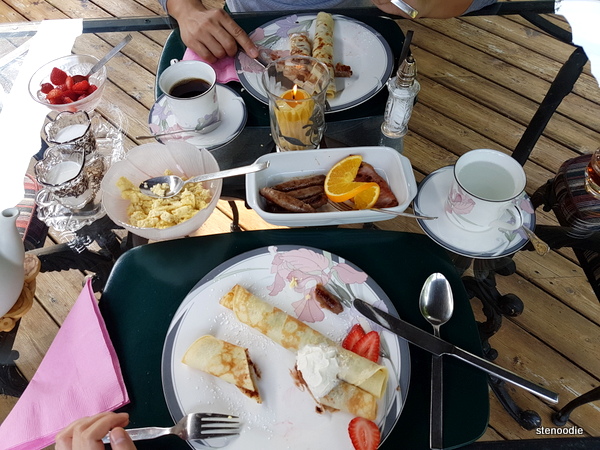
[{"left": 101, "top": 413, "right": 240, "bottom": 443}]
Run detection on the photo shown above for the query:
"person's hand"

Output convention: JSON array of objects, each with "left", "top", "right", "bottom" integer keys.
[
  {"left": 166, "top": 0, "right": 258, "bottom": 62},
  {"left": 55, "top": 412, "right": 136, "bottom": 450}
]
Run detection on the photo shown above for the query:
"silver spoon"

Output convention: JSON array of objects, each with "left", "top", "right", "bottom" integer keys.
[
  {"left": 136, "top": 120, "right": 222, "bottom": 140},
  {"left": 87, "top": 34, "right": 132, "bottom": 77},
  {"left": 419, "top": 273, "right": 454, "bottom": 450},
  {"left": 140, "top": 161, "right": 270, "bottom": 198}
]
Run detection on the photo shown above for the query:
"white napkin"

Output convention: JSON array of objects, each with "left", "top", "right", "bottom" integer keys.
[
  {"left": 0, "top": 19, "right": 82, "bottom": 210},
  {"left": 555, "top": 0, "right": 600, "bottom": 85}
]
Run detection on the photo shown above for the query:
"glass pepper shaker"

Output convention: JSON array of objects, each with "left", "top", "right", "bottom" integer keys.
[{"left": 380, "top": 55, "right": 420, "bottom": 150}]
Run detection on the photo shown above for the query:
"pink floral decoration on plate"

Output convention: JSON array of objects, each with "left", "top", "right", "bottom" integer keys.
[{"left": 267, "top": 246, "right": 368, "bottom": 323}]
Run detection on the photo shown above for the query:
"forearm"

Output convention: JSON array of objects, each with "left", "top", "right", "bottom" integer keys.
[
  {"left": 164, "top": 0, "right": 209, "bottom": 17},
  {"left": 372, "top": 0, "right": 477, "bottom": 18}
]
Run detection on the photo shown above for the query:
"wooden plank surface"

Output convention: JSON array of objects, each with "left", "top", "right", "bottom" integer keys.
[{"left": 1, "top": 0, "right": 599, "bottom": 447}]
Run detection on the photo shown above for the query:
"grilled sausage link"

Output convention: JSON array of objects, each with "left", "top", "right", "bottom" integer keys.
[
  {"left": 259, "top": 187, "right": 316, "bottom": 213},
  {"left": 270, "top": 175, "right": 326, "bottom": 192}
]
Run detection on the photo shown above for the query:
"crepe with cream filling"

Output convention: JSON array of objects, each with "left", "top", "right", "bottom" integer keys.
[
  {"left": 220, "top": 284, "right": 388, "bottom": 399},
  {"left": 312, "top": 12, "right": 336, "bottom": 98},
  {"left": 182, "top": 335, "right": 262, "bottom": 403}
]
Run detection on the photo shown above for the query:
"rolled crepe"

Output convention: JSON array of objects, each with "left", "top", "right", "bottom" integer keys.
[
  {"left": 312, "top": 12, "right": 336, "bottom": 98},
  {"left": 320, "top": 382, "right": 377, "bottom": 421},
  {"left": 290, "top": 32, "right": 312, "bottom": 56},
  {"left": 182, "top": 335, "right": 262, "bottom": 403},
  {"left": 220, "top": 284, "right": 388, "bottom": 399}
]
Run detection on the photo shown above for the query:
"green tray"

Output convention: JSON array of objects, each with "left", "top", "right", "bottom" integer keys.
[{"left": 100, "top": 229, "right": 488, "bottom": 449}]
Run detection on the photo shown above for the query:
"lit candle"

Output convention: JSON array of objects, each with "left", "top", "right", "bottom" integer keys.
[{"left": 274, "top": 85, "right": 315, "bottom": 150}]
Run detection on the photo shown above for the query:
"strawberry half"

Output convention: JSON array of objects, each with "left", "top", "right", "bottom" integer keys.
[
  {"left": 352, "top": 330, "right": 380, "bottom": 363},
  {"left": 342, "top": 323, "right": 365, "bottom": 351},
  {"left": 72, "top": 80, "right": 90, "bottom": 93},
  {"left": 348, "top": 417, "right": 381, "bottom": 450},
  {"left": 50, "top": 67, "right": 67, "bottom": 86}
]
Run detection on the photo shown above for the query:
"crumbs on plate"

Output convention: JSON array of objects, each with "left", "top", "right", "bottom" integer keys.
[{"left": 116, "top": 172, "right": 212, "bottom": 229}]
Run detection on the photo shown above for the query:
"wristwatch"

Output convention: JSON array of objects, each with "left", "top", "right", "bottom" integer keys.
[{"left": 390, "top": 0, "right": 419, "bottom": 18}]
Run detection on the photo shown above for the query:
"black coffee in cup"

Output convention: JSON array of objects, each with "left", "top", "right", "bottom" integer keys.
[{"left": 168, "top": 78, "right": 211, "bottom": 98}]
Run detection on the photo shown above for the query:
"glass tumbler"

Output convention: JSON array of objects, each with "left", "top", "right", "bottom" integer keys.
[{"left": 262, "top": 56, "right": 330, "bottom": 151}]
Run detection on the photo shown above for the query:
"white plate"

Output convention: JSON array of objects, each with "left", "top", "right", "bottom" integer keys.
[
  {"left": 162, "top": 245, "right": 410, "bottom": 450},
  {"left": 235, "top": 14, "right": 393, "bottom": 113},
  {"left": 413, "top": 166, "right": 536, "bottom": 259},
  {"left": 148, "top": 84, "right": 247, "bottom": 151},
  {"left": 246, "top": 146, "right": 418, "bottom": 227}
]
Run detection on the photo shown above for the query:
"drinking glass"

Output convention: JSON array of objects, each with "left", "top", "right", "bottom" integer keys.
[{"left": 262, "top": 56, "right": 330, "bottom": 151}]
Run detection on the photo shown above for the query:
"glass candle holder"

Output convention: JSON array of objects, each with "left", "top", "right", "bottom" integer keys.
[{"left": 262, "top": 56, "right": 330, "bottom": 151}]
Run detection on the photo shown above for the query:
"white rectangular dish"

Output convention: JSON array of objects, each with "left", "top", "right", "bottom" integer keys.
[{"left": 246, "top": 146, "right": 418, "bottom": 227}]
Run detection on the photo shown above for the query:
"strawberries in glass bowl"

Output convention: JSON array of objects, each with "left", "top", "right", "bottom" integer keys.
[{"left": 29, "top": 54, "right": 107, "bottom": 113}]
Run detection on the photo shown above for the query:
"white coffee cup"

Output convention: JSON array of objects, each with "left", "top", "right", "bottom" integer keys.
[
  {"left": 158, "top": 60, "right": 220, "bottom": 130},
  {"left": 445, "top": 149, "right": 527, "bottom": 232}
]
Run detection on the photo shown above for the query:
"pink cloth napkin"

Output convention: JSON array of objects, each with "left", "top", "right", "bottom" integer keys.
[
  {"left": 0, "top": 278, "right": 129, "bottom": 450},
  {"left": 183, "top": 48, "right": 240, "bottom": 83}
]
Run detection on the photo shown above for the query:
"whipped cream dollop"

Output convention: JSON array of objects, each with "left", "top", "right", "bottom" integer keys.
[{"left": 296, "top": 344, "right": 341, "bottom": 398}]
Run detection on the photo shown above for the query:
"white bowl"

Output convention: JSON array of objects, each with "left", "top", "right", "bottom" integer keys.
[
  {"left": 246, "top": 146, "right": 418, "bottom": 227},
  {"left": 101, "top": 141, "right": 222, "bottom": 240}
]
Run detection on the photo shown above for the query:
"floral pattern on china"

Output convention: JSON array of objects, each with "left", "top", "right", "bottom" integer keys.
[
  {"left": 445, "top": 189, "right": 534, "bottom": 243},
  {"left": 268, "top": 246, "right": 369, "bottom": 323}
]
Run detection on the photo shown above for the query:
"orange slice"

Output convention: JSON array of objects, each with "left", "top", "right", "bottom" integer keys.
[
  {"left": 325, "top": 155, "right": 379, "bottom": 202},
  {"left": 352, "top": 183, "right": 381, "bottom": 210}
]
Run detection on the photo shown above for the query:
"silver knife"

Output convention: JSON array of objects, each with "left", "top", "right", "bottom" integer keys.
[{"left": 353, "top": 299, "right": 559, "bottom": 403}]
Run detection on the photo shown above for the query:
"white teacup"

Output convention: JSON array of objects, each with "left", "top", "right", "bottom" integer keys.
[
  {"left": 445, "top": 149, "right": 527, "bottom": 232},
  {"left": 158, "top": 60, "right": 220, "bottom": 130}
]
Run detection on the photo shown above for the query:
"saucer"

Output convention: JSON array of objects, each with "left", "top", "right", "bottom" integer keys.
[
  {"left": 413, "top": 166, "right": 536, "bottom": 259},
  {"left": 148, "top": 84, "right": 247, "bottom": 151}
]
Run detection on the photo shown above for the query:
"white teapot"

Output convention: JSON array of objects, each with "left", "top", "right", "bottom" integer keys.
[{"left": 0, "top": 208, "right": 25, "bottom": 317}]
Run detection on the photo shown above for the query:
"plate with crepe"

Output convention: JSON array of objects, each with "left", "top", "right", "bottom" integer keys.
[
  {"left": 162, "top": 245, "right": 410, "bottom": 449},
  {"left": 234, "top": 13, "right": 393, "bottom": 113}
]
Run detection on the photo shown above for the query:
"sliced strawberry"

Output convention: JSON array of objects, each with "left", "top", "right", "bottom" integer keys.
[
  {"left": 40, "top": 83, "right": 54, "bottom": 94},
  {"left": 62, "top": 90, "right": 79, "bottom": 101},
  {"left": 62, "top": 96, "right": 74, "bottom": 103},
  {"left": 50, "top": 67, "right": 67, "bottom": 86},
  {"left": 342, "top": 323, "right": 365, "bottom": 351},
  {"left": 77, "top": 93, "right": 89, "bottom": 101},
  {"left": 72, "top": 80, "right": 90, "bottom": 93},
  {"left": 45, "top": 88, "right": 65, "bottom": 101},
  {"left": 87, "top": 84, "right": 98, "bottom": 95},
  {"left": 352, "top": 331, "right": 380, "bottom": 363},
  {"left": 348, "top": 417, "right": 380, "bottom": 450},
  {"left": 65, "top": 76, "right": 74, "bottom": 90},
  {"left": 71, "top": 74, "right": 88, "bottom": 84}
]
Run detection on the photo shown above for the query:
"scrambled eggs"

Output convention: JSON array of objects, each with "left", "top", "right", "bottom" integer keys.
[{"left": 116, "top": 175, "right": 212, "bottom": 229}]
